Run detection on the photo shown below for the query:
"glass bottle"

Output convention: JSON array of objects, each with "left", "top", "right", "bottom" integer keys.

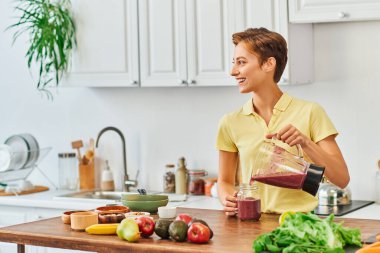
[
  {"left": 175, "top": 157, "right": 188, "bottom": 194},
  {"left": 163, "top": 164, "right": 176, "bottom": 193},
  {"left": 188, "top": 169, "right": 207, "bottom": 195},
  {"left": 237, "top": 183, "right": 261, "bottom": 221},
  {"left": 101, "top": 160, "right": 115, "bottom": 191}
]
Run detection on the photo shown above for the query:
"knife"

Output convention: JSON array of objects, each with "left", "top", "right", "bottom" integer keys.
[{"left": 365, "top": 233, "right": 380, "bottom": 244}]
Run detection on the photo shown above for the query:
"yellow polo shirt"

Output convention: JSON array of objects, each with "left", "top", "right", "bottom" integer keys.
[{"left": 216, "top": 93, "right": 338, "bottom": 213}]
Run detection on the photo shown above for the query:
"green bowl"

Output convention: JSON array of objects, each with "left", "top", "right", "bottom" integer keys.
[
  {"left": 121, "top": 194, "right": 168, "bottom": 202},
  {"left": 121, "top": 199, "right": 169, "bottom": 213}
]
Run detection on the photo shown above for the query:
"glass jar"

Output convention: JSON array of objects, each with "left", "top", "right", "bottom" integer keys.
[
  {"left": 58, "top": 152, "right": 78, "bottom": 190},
  {"left": 237, "top": 184, "right": 261, "bottom": 221},
  {"left": 163, "top": 164, "right": 176, "bottom": 193},
  {"left": 188, "top": 169, "right": 207, "bottom": 195}
]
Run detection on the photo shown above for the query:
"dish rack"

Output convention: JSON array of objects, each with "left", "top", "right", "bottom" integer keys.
[{"left": 0, "top": 147, "right": 53, "bottom": 183}]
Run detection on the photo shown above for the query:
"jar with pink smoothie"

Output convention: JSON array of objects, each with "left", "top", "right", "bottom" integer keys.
[{"left": 237, "top": 184, "right": 261, "bottom": 221}]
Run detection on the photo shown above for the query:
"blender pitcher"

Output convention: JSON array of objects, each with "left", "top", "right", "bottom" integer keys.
[{"left": 250, "top": 138, "right": 325, "bottom": 196}]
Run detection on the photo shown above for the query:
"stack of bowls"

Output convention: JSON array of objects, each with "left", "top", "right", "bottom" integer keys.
[{"left": 121, "top": 194, "right": 169, "bottom": 213}]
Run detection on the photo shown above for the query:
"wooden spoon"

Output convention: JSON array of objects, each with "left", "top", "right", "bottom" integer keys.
[{"left": 71, "top": 140, "right": 83, "bottom": 164}]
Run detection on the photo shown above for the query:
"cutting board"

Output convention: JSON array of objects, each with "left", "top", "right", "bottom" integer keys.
[{"left": 0, "top": 185, "right": 49, "bottom": 196}]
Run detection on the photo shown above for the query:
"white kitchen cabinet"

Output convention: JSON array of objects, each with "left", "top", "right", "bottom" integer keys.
[
  {"left": 139, "top": 0, "right": 313, "bottom": 87},
  {"left": 0, "top": 206, "right": 36, "bottom": 253},
  {"left": 63, "top": 0, "right": 312, "bottom": 87},
  {"left": 63, "top": 0, "right": 139, "bottom": 87},
  {"left": 0, "top": 206, "right": 89, "bottom": 253},
  {"left": 139, "top": 0, "right": 236, "bottom": 87},
  {"left": 289, "top": 0, "right": 380, "bottom": 23}
]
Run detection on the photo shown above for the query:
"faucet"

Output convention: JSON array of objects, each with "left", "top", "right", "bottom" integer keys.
[{"left": 95, "top": 126, "right": 138, "bottom": 192}]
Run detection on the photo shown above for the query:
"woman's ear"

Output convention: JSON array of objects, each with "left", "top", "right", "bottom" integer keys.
[{"left": 263, "top": 57, "right": 276, "bottom": 72}]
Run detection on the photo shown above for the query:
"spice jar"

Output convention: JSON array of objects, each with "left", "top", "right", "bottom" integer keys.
[
  {"left": 188, "top": 169, "right": 207, "bottom": 195},
  {"left": 237, "top": 183, "right": 261, "bottom": 221},
  {"left": 163, "top": 164, "right": 176, "bottom": 193}
]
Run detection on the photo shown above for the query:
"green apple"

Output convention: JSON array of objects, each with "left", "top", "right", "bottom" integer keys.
[{"left": 117, "top": 218, "right": 140, "bottom": 242}]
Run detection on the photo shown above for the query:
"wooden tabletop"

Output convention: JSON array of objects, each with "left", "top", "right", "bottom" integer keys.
[{"left": 0, "top": 208, "right": 379, "bottom": 253}]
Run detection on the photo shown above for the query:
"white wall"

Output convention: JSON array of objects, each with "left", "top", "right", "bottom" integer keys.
[{"left": 1, "top": 2, "right": 379, "bottom": 200}]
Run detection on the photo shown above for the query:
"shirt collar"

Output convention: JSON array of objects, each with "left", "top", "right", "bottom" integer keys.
[
  {"left": 274, "top": 92, "right": 293, "bottom": 112},
  {"left": 240, "top": 92, "right": 293, "bottom": 116}
]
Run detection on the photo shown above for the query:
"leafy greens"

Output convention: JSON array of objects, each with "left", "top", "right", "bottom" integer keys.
[{"left": 253, "top": 212, "right": 362, "bottom": 253}]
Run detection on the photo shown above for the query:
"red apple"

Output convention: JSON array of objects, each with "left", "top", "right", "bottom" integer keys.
[
  {"left": 175, "top": 213, "right": 193, "bottom": 225},
  {"left": 187, "top": 223, "right": 211, "bottom": 244},
  {"left": 136, "top": 216, "right": 155, "bottom": 238}
]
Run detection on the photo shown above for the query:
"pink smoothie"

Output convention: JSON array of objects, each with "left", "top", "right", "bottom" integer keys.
[
  {"left": 251, "top": 172, "right": 306, "bottom": 189},
  {"left": 237, "top": 197, "right": 261, "bottom": 221}
]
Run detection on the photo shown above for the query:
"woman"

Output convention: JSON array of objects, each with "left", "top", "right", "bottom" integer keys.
[{"left": 216, "top": 28, "right": 350, "bottom": 215}]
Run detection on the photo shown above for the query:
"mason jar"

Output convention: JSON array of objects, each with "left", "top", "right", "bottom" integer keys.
[
  {"left": 237, "top": 183, "right": 261, "bottom": 221},
  {"left": 188, "top": 169, "right": 207, "bottom": 195}
]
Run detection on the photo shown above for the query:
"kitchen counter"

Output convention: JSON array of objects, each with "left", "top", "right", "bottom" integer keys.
[
  {"left": 0, "top": 208, "right": 379, "bottom": 253},
  {"left": 0, "top": 190, "right": 378, "bottom": 219},
  {"left": 0, "top": 190, "right": 222, "bottom": 211}
]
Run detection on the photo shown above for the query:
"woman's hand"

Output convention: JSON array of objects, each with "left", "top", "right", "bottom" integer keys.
[
  {"left": 223, "top": 191, "right": 238, "bottom": 216},
  {"left": 266, "top": 124, "right": 309, "bottom": 148}
]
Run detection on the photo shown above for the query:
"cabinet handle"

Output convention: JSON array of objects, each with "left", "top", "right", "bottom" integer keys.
[
  {"left": 338, "top": 12, "right": 348, "bottom": 19},
  {"left": 178, "top": 79, "right": 187, "bottom": 85},
  {"left": 130, "top": 80, "right": 138, "bottom": 85},
  {"left": 187, "top": 80, "right": 196, "bottom": 85}
]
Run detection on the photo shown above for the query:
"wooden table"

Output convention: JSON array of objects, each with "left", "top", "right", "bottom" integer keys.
[{"left": 0, "top": 208, "right": 379, "bottom": 253}]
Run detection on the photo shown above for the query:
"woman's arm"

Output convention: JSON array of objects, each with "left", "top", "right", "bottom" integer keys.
[
  {"left": 218, "top": 150, "right": 239, "bottom": 216},
  {"left": 267, "top": 124, "right": 350, "bottom": 189}
]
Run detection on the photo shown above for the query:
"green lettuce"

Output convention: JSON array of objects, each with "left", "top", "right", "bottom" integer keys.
[{"left": 253, "top": 212, "right": 362, "bottom": 253}]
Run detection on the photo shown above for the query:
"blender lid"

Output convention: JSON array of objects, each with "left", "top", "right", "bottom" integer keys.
[{"left": 302, "top": 164, "right": 325, "bottom": 196}]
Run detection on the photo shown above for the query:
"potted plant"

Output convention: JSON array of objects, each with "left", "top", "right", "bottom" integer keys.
[{"left": 7, "top": 0, "right": 76, "bottom": 99}]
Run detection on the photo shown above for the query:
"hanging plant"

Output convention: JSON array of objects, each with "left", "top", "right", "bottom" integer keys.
[{"left": 7, "top": 0, "right": 76, "bottom": 98}]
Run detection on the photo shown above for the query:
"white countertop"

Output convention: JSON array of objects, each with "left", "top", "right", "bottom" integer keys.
[{"left": 0, "top": 190, "right": 378, "bottom": 220}]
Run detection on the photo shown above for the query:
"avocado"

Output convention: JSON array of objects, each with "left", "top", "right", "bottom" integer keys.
[
  {"left": 154, "top": 219, "right": 173, "bottom": 239},
  {"left": 168, "top": 220, "right": 188, "bottom": 242},
  {"left": 189, "top": 218, "right": 214, "bottom": 239}
]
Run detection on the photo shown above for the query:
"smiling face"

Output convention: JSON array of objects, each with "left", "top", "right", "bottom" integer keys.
[{"left": 231, "top": 42, "right": 273, "bottom": 93}]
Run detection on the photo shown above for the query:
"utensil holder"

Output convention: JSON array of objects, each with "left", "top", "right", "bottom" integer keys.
[{"left": 79, "top": 161, "right": 95, "bottom": 190}]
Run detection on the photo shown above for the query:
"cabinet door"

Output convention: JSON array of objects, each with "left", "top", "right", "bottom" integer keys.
[
  {"left": 63, "top": 0, "right": 139, "bottom": 87},
  {"left": 139, "top": 0, "right": 187, "bottom": 87},
  {"left": 185, "top": 0, "right": 235, "bottom": 86},
  {"left": 289, "top": 0, "right": 380, "bottom": 23}
]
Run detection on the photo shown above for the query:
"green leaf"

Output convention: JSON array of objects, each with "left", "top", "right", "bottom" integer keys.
[
  {"left": 252, "top": 212, "right": 362, "bottom": 253},
  {"left": 7, "top": 0, "right": 76, "bottom": 98}
]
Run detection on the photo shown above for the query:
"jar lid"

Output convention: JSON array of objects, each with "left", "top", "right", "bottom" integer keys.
[
  {"left": 58, "top": 153, "right": 76, "bottom": 158},
  {"left": 188, "top": 169, "right": 207, "bottom": 176}
]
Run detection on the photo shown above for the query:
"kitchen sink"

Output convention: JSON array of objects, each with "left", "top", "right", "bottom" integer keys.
[{"left": 56, "top": 191, "right": 124, "bottom": 200}]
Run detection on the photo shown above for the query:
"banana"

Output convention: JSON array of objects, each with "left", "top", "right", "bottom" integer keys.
[{"left": 85, "top": 223, "right": 119, "bottom": 235}]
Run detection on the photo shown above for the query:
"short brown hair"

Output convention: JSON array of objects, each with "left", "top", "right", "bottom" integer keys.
[{"left": 232, "top": 28, "right": 288, "bottom": 83}]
